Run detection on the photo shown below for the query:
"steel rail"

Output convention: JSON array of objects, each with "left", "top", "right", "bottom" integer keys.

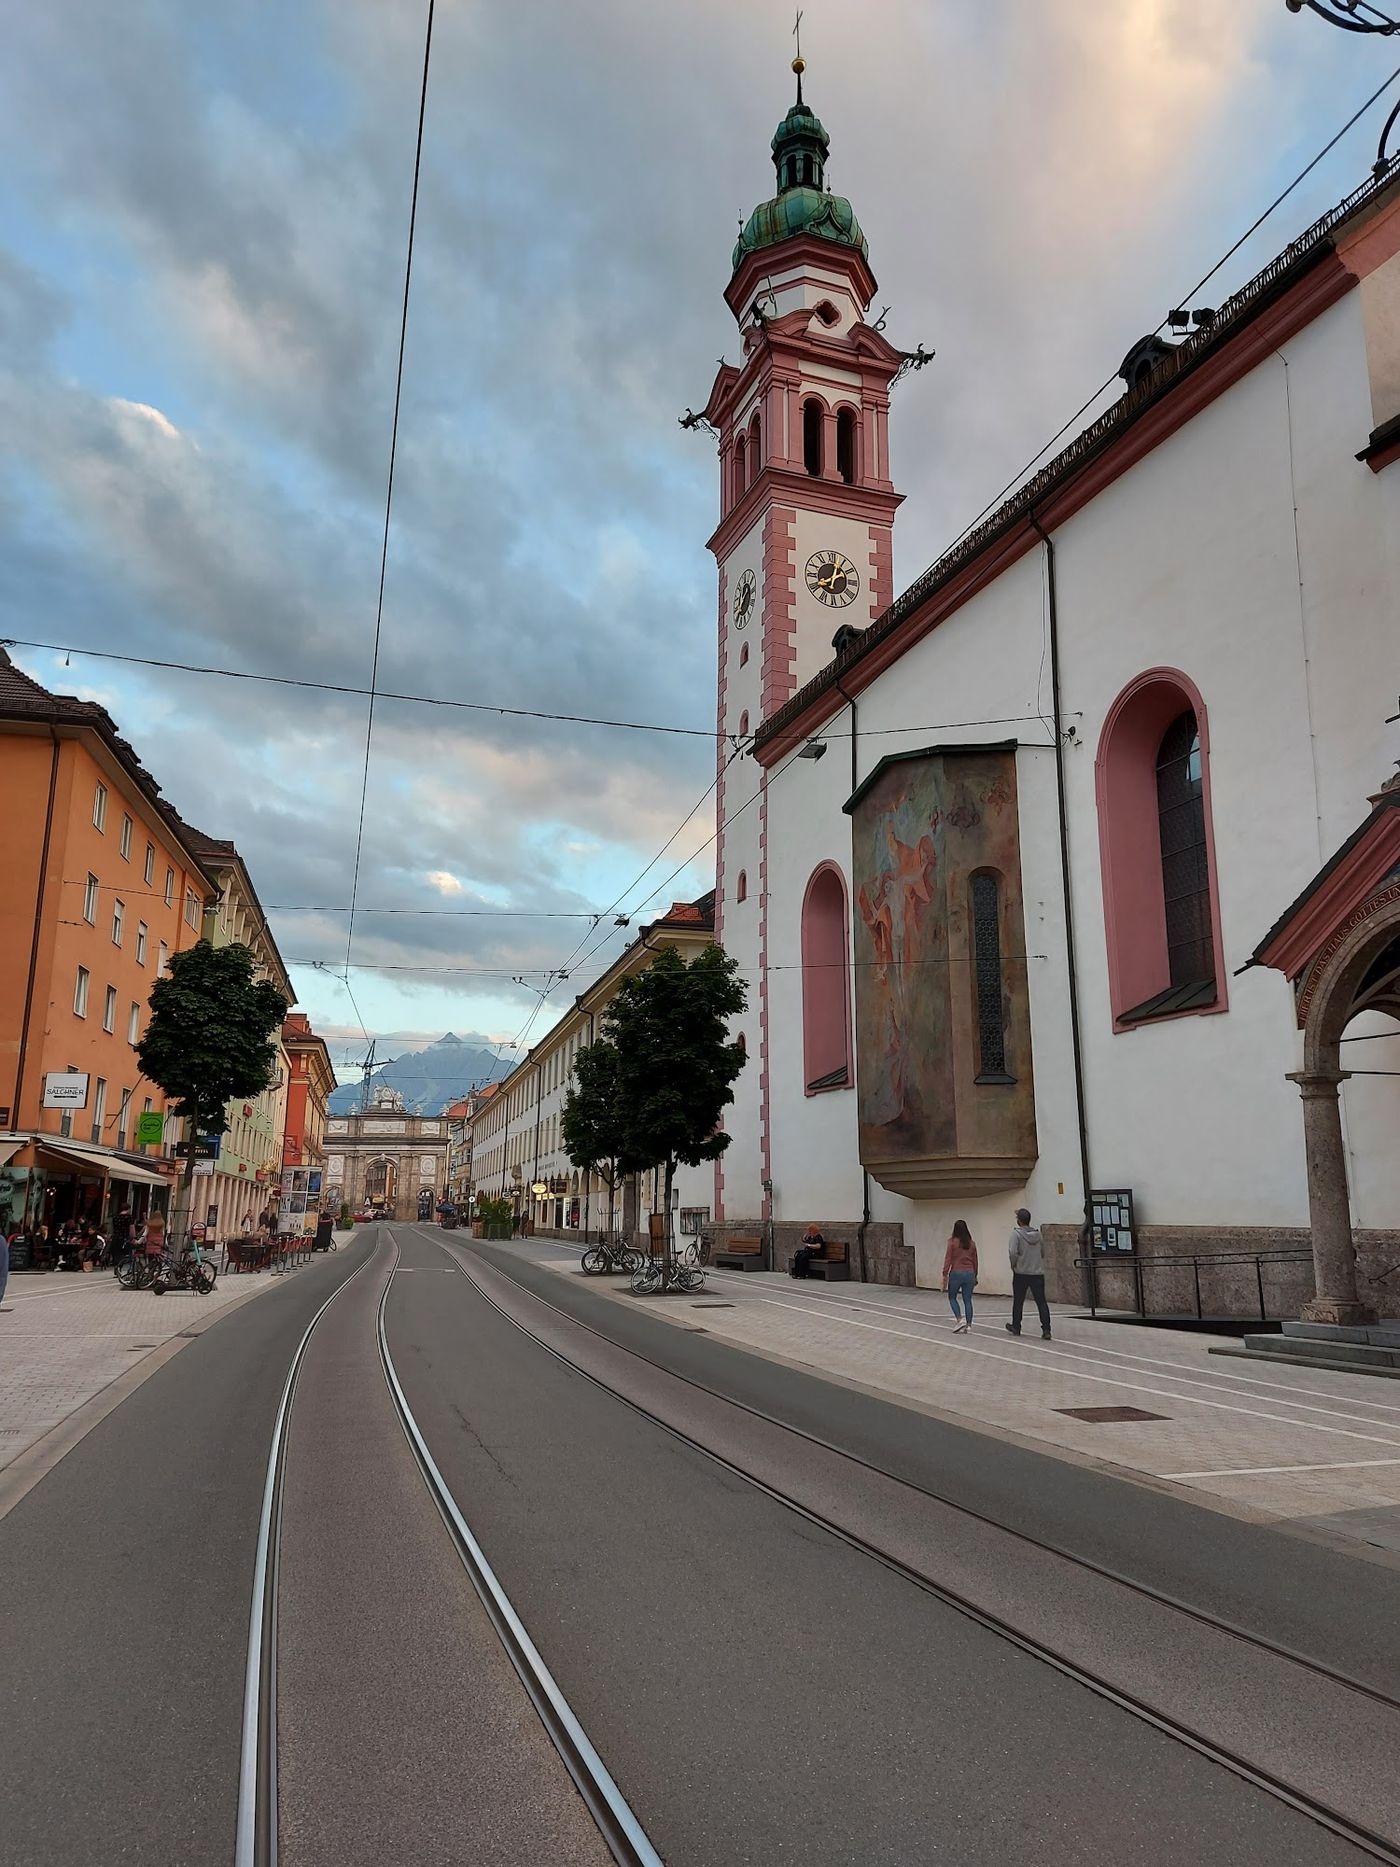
[
  {"left": 234, "top": 1240, "right": 378, "bottom": 1867},
  {"left": 429, "top": 1229, "right": 1400, "bottom": 1715},
  {"left": 376, "top": 1237, "right": 664, "bottom": 1867},
  {"left": 432, "top": 1233, "right": 1400, "bottom": 1867}
]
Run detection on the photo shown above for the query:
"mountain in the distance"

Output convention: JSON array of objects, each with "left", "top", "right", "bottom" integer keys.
[{"left": 327, "top": 1032, "right": 508, "bottom": 1116}]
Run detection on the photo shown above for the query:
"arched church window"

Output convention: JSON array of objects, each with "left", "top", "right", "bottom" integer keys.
[
  {"left": 803, "top": 399, "right": 824, "bottom": 477},
  {"left": 836, "top": 407, "right": 857, "bottom": 485},
  {"left": 1096, "top": 669, "right": 1225, "bottom": 1029},
  {"left": 801, "top": 863, "right": 852, "bottom": 1092},
  {"left": 739, "top": 641, "right": 749, "bottom": 667},
  {"left": 734, "top": 433, "right": 747, "bottom": 499},
  {"left": 1156, "top": 711, "right": 1213, "bottom": 989},
  {"left": 748, "top": 411, "right": 761, "bottom": 475},
  {"left": 736, "top": 869, "right": 748, "bottom": 903},
  {"left": 738, "top": 710, "right": 749, "bottom": 739},
  {"left": 970, "top": 871, "right": 1013, "bottom": 1082}
]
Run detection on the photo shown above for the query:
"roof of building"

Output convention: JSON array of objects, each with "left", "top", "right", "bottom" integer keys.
[
  {"left": 0, "top": 645, "right": 218, "bottom": 887},
  {"left": 181, "top": 823, "right": 293, "bottom": 996},
  {"left": 733, "top": 92, "right": 867, "bottom": 273},
  {"left": 754, "top": 163, "right": 1400, "bottom": 753}
]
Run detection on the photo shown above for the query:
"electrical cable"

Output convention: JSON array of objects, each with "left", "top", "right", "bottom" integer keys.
[{"left": 344, "top": 0, "right": 436, "bottom": 975}]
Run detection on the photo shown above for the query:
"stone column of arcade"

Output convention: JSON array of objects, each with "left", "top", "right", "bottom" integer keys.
[{"left": 1286, "top": 1066, "right": 1377, "bottom": 1326}]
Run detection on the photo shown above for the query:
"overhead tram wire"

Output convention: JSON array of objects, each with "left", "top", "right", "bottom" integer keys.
[
  {"left": 344, "top": 0, "right": 437, "bottom": 979},
  {"left": 925, "top": 60, "right": 1400, "bottom": 568}
]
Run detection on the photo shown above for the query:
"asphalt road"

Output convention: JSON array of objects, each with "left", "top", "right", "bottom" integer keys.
[
  {"left": 383, "top": 1226, "right": 1388, "bottom": 1866},
  {"left": 4, "top": 1220, "right": 1396, "bottom": 1865}
]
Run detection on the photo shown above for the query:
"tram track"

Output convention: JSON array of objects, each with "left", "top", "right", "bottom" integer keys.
[
  {"left": 428, "top": 1229, "right": 1400, "bottom": 1867},
  {"left": 236, "top": 1231, "right": 662, "bottom": 1867}
]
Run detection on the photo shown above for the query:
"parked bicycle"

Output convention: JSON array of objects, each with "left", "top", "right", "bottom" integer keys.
[
  {"left": 581, "top": 1238, "right": 642, "bottom": 1276},
  {"left": 115, "top": 1251, "right": 157, "bottom": 1291},
  {"left": 630, "top": 1256, "right": 705, "bottom": 1295},
  {"left": 150, "top": 1236, "right": 217, "bottom": 1296}
]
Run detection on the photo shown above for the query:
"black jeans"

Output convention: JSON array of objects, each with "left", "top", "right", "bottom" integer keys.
[
  {"left": 1010, "top": 1272, "right": 1051, "bottom": 1334},
  {"left": 791, "top": 1247, "right": 820, "bottom": 1278}
]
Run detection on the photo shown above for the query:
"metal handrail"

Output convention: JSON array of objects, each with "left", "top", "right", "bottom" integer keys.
[{"left": 1073, "top": 1248, "right": 1313, "bottom": 1321}]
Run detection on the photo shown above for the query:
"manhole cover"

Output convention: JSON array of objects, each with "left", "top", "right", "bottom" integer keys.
[
  {"left": 1055, "top": 1405, "right": 1168, "bottom": 1423},
  {"left": 691, "top": 1303, "right": 735, "bottom": 1310}
]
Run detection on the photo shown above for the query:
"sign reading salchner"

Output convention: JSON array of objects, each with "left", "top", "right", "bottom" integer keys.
[{"left": 42, "top": 1072, "right": 89, "bottom": 1108}]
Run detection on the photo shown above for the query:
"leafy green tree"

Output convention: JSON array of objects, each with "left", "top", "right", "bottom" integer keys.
[
  {"left": 561, "top": 1036, "right": 644, "bottom": 1242},
  {"left": 137, "top": 940, "right": 289, "bottom": 1234},
  {"left": 600, "top": 944, "right": 747, "bottom": 1273}
]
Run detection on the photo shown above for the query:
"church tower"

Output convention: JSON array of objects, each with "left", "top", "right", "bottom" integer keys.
[{"left": 702, "top": 57, "right": 903, "bottom": 1222}]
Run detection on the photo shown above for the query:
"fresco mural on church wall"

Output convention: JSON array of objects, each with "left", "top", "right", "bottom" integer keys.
[{"left": 846, "top": 744, "right": 1037, "bottom": 1198}]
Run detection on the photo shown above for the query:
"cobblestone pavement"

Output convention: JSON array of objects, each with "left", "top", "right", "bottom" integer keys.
[
  {"left": 0, "top": 1260, "right": 332, "bottom": 1473},
  {"left": 524, "top": 1246, "right": 1400, "bottom": 1557}
]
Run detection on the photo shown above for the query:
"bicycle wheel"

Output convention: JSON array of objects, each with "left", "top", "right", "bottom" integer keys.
[
  {"left": 581, "top": 1247, "right": 607, "bottom": 1276},
  {"left": 190, "top": 1261, "right": 216, "bottom": 1295},
  {"left": 115, "top": 1254, "right": 139, "bottom": 1290},
  {"left": 630, "top": 1262, "right": 661, "bottom": 1296},
  {"left": 620, "top": 1248, "right": 643, "bottom": 1274},
  {"left": 676, "top": 1265, "right": 705, "bottom": 1291}
]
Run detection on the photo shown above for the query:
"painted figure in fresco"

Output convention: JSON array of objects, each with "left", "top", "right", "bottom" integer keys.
[{"left": 857, "top": 814, "right": 938, "bottom": 1128}]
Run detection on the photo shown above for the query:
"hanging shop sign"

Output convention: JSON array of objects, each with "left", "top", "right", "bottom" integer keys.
[
  {"left": 136, "top": 1110, "right": 165, "bottom": 1147},
  {"left": 43, "top": 1072, "right": 89, "bottom": 1109}
]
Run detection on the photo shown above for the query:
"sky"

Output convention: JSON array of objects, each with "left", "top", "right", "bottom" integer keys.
[{"left": 0, "top": 0, "right": 1391, "bottom": 1081}]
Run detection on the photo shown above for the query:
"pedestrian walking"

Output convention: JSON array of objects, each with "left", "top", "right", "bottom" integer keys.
[
  {"left": 941, "top": 1219, "right": 978, "bottom": 1332},
  {"left": 1005, "top": 1207, "right": 1052, "bottom": 1339}
]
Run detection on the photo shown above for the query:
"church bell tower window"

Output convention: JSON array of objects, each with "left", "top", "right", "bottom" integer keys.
[
  {"left": 803, "top": 398, "right": 824, "bottom": 477},
  {"left": 837, "top": 407, "right": 857, "bottom": 484}
]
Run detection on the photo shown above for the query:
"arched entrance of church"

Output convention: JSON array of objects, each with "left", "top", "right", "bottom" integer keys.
[{"left": 1253, "top": 779, "right": 1400, "bottom": 1324}]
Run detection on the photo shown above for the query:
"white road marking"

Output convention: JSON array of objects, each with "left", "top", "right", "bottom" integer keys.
[
  {"left": 1164, "top": 1458, "right": 1400, "bottom": 1479},
  {"left": 723, "top": 1289, "right": 1400, "bottom": 1450}
]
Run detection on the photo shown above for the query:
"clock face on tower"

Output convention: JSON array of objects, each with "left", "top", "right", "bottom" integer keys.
[
  {"left": 732, "top": 567, "right": 756, "bottom": 630},
  {"left": 805, "top": 550, "right": 860, "bottom": 608}
]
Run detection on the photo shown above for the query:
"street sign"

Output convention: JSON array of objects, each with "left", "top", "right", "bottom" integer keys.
[
  {"left": 136, "top": 1110, "right": 165, "bottom": 1147},
  {"left": 193, "top": 1159, "right": 214, "bottom": 1177},
  {"left": 173, "top": 1136, "right": 219, "bottom": 1160},
  {"left": 42, "top": 1072, "right": 89, "bottom": 1109}
]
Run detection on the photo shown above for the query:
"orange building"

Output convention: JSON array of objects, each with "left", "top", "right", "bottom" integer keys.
[
  {"left": 0, "top": 648, "right": 217, "bottom": 1231},
  {"left": 281, "top": 1012, "right": 334, "bottom": 1169}
]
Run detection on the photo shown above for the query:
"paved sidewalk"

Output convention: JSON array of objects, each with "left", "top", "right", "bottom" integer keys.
[
  {"left": 515, "top": 1243, "right": 1400, "bottom": 1560},
  {"left": 0, "top": 1259, "right": 330, "bottom": 1474}
]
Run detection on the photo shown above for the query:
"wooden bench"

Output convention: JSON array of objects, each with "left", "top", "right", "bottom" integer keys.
[
  {"left": 714, "top": 1234, "right": 765, "bottom": 1271},
  {"left": 803, "top": 1239, "right": 850, "bottom": 1281}
]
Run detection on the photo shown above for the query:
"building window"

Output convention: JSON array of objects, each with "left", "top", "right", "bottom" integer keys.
[
  {"left": 738, "top": 710, "right": 749, "bottom": 738},
  {"left": 165, "top": 867, "right": 175, "bottom": 908},
  {"left": 93, "top": 783, "right": 107, "bottom": 831},
  {"left": 803, "top": 398, "right": 824, "bottom": 477},
  {"left": 736, "top": 869, "right": 748, "bottom": 904},
  {"left": 91, "top": 1077, "right": 107, "bottom": 1144},
  {"left": 118, "top": 1087, "right": 132, "bottom": 1149},
  {"left": 836, "top": 407, "right": 857, "bottom": 485},
  {"left": 120, "top": 814, "right": 133, "bottom": 860},
  {"left": 1096, "top": 669, "right": 1225, "bottom": 1029},
  {"left": 74, "top": 966, "right": 90, "bottom": 1017},
  {"left": 801, "top": 863, "right": 852, "bottom": 1092},
  {"left": 129, "top": 1002, "right": 141, "bottom": 1045},
  {"left": 144, "top": 842, "right": 155, "bottom": 885},
  {"left": 84, "top": 874, "right": 99, "bottom": 924},
  {"left": 103, "top": 985, "right": 117, "bottom": 1033},
  {"left": 735, "top": 432, "right": 747, "bottom": 498},
  {"left": 970, "top": 871, "right": 1013, "bottom": 1082},
  {"left": 112, "top": 899, "right": 124, "bottom": 946},
  {"left": 184, "top": 887, "right": 198, "bottom": 929},
  {"left": 158, "top": 940, "right": 169, "bottom": 974},
  {"left": 739, "top": 640, "right": 749, "bottom": 667},
  {"left": 814, "top": 300, "right": 840, "bottom": 327},
  {"left": 136, "top": 921, "right": 148, "bottom": 966},
  {"left": 748, "top": 411, "right": 761, "bottom": 475}
]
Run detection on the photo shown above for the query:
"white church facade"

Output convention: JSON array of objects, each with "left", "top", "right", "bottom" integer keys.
[{"left": 700, "top": 72, "right": 1400, "bottom": 1320}]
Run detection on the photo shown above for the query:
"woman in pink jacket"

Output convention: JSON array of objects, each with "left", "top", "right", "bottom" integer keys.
[{"left": 941, "top": 1220, "right": 978, "bottom": 1333}]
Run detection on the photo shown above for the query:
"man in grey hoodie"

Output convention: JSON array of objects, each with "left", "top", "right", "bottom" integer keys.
[{"left": 1005, "top": 1208, "right": 1052, "bottom": 1339}]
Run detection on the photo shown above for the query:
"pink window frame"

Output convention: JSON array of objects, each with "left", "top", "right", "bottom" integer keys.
[
  {"left": 1095, "top": 666, "right": 1228, "bottom": 1032},
  {"left": 800, "top": 861, "right": 854, "bottom": 1094}
]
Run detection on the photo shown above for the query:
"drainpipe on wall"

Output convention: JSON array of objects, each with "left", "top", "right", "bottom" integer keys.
[
  {"left": 14, "top": 726, "right": 62, "bottom": 1129},
  {"left": 1027, "top": 510, "right": 1095, "bottom": 1298},
  {"left": 834, "top": 674, "right": 872, "bottom": 1284}
]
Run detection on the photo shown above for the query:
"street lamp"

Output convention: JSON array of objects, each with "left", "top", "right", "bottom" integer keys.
[{"left": 1285, "top": 0, "right": 1400, "bottom": 174}]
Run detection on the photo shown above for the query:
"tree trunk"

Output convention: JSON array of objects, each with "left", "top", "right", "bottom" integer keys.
[
  {"left": 663, "top": 1157, "right": 675, "bottom": 1284},
  {"left": 606, "top": 1166, "right": 616, "bottom": 1247}
]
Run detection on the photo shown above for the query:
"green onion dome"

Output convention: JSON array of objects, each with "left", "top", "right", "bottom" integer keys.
[{"left": 732, "top": 97, "right": 868, "bottom": 273}]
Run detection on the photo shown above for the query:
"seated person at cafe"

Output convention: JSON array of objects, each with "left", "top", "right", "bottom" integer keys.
[{"left": 790, "top": 1224, "right": 827, "bottom": 1279}]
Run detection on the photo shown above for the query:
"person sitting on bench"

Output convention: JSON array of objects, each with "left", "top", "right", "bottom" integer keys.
[{"left": 790, "top": 1224, "right": 826, "bottom": 1279}]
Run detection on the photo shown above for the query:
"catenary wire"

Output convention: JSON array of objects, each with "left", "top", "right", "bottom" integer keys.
[{"left": 344, "top": 0, "right": 436, "bottom": 975}]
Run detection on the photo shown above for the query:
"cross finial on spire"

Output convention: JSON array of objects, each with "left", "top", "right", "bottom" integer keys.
[{"left": 792, "top": 9, "right": 805, "bottom": 105}]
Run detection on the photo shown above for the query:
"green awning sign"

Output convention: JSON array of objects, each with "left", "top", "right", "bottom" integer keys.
[{"left": 136, "top": 1111, "right": 165, "bottom": 1147}]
